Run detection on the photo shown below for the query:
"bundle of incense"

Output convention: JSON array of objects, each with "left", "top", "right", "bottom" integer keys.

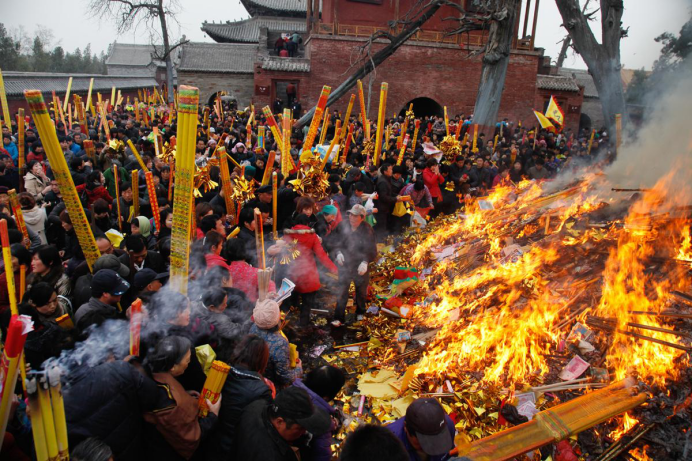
[
  {"left": 0, "top": 315, "right": 29, "bottom": 445},
  {"left": 25, "top": 91, "right": 102, "bottom": 270},
  {"left": 302, "top": 86, "right": 331, "bottom": 154},
  {"left": 144, "top": 172, "right": 161, "bottom": 233},
  {"left": 587, "top": 128, "right": 596, "bottom": 155},
  {"left": 281, "top": 109, "right": 292, "bottom": 177},
  {"left": 113, "top": 164, "right": 123, "bottom": 231},
  {"left": 1, "top": 219, "right": 19, "bottom": 312},
  {"left": 63, "top": 77, "right": 73, "bottom": 113},
  {"left": 258, "top": 269, "right": 273, "bottom": 303},
  {"left": 320, "top": 120, "right": 341, "bottom": 171},
  {"left": 8, "top": 190, "right": 29, "bottom": 248},
  {"left": 246, "top": 121, "right": 253, "bottom": 149},
  {"left": 318, "top": 106, "right": 330, "bottom": 146},
  {"left": 262, "top": 106, "right": 284, "bottom": 148},
  {"left": 341, "top": 124, "right": 354, "bottom": 165},
  {"left": 444, "top": 106, "right": 449, "bottom": 136},
  {"left": 86, "top": 78, "right": 95, "bottom": 117},
  {"left": 258, "top": 125, "right": 265, "bottom": 149},
  {"left": 47, "top": 368, "right": 69, "bottom": 461},
  {"left": 455, "top": 117, "right": 462, "bottom": 139},
  {"left": 396, "top": 133, "right": 411, "bottom": 166},
  {"left": 127, "top": 140, "right": 150, "bottom": 173},
  {"left": 83, "top": 139, "right": 95, "bottom": 162},
  {"left": 356, "top": 80, "right": 370, "bottom": 140},
  {"left": 198, "top": 361, "right": 231, "bottom": 417},
  {"left": 254, "top": 208, "right": 266, "bottom": 269},
  {"left": 272, "top": 172, "right": 278, "bottom": 239},
  {"left": 472, "top": 124, "right": 479, "bottom": 153},
  {"left": 216, "top": 147, "right": 235, "bottom": 219},
  {"left": 170, "top": 86, "right": 200, "bottom": 295},
  {"left": 340, "top": 94, "right": 356, "bottom": 142},
  {"left": 129, "top": 298, "right": 143, "bottom": 356},
  {"left": 55, "top": 313, "right": 74, "bottom": 330},
  {"left": 131, "top": 170, "right": 140, "bottom": 217},
  {"left": 202, "top": 107, "right": 209, "bottom": 127},
  {"left": 110, "top": 87, "right": 116, "bottom": 111},
  {"left": 17, "top": 109, "right": 25, "bottom": 169},
  {"left": 0, "top": 69, "right": 11, "bottom": 133},
  {"left": 261, "top": 150, "right": 276, "bottom": 186},
  {"left": 373, "top": 82, "right": 388, "bottom": 166},
  {"left": 410, "top": 119, "right": 421, "bottom": 156},
  {"left": 397, "top": 103, "right": 413, "bottom": 149}
]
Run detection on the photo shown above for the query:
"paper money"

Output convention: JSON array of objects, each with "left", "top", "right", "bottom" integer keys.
[{"left": 559, "top": 355, "right": 590, "bottom": 381}]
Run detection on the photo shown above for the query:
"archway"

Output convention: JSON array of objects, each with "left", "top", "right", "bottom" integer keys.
[
  {"left": 400, "top": 97, "right": 443, "bottom": 118},
  {"left": 579, "top": 112, "right": 592, "bottom": 133}
]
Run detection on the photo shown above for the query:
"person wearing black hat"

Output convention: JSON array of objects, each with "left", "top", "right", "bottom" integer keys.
[
  {"left": 133, "top": 268, "right": 168, "bottom": 294},
  {"left": 74, "top": 269, "right": 130, "bottom": 333},
  {"left": 244, "top": 184, "right": 273, "bottom": 211},
  {"left": 386, "top": 397, "right": 456, "bottom": 460},
  {"left": 233, "top": 386, "right": 331, "bottom": 460}
]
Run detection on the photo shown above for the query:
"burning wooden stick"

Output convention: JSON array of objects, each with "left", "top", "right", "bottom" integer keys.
[{"left": 587, "top": 319, "right": 691, "bottom": 352}]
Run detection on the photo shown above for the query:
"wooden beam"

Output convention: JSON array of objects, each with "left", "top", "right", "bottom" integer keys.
[
  {"left": 522, "top": 0, "right": 531, "bottom": 38},
  {"left": 530, "top": 0, "right": 540, "bottom": 49}
]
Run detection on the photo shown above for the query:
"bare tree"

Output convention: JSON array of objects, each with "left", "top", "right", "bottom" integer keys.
[
  {"left": 555, "top": 0, "right": 629, "bottom": 133},
  {"left": 87, "top": 0, "right": 185, "bottom": 103},
  {"left": 555, "top": 0, "right": 594, "bottom": 67},
  {"left": 295, "top": 0, "right": 516, "bottom": 129}
]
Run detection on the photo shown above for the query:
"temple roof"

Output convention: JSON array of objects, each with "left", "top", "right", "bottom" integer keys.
[
  {"left": 239, "top": 0, "right": 308, "bottom": 17},
  {"left": 178, "top": 43, "right": 258, "bottom": 74},
  {"left": 536, "top": 74, "right": 581, "bottom": 93},
  {"left": 2, "top": 72, "right": 158, "bottom": 97},
  {"left": 557, "top": 68, "right": 598, "bottom": 98},
  {"left": 202, "top": 16, "right": 307, "bottom": 43},
  {"left": 106, "top": 43, "right": 164, "bottom": 67}
]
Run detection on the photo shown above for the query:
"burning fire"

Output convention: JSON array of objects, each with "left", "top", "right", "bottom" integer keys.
[{"left": 608, "top": 412, "right": 639, "bottom": 440}]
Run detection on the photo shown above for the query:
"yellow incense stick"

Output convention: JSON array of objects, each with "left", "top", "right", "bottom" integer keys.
[
  {"left": 48, "top": 368, "right": 69, "bottom": 461},
  {"left": 272, "top": 172, "right": 278, "bottom": 240},
  {"left": 356, "top": 80, "right": 369, "bottom": 140},
  {"left": 170, "top": 86, "right": 199, "bottom": 295},
  {"left": 25, "top": 90, "right": 101, "bottom": 270},
  {"left": 127, "top": 139, "right": 150, "bottom": 173},
  {"left": 131, "top": 170, "right": 140, "bottom": 217},
  {"left": 318, "top": 106, "right": 330, "bottom": 146},
  {"left": 373, "top": 82, "right": 388, "bottom": 166},
  {"left": 0, "top": 69, "right": 11, "bottom": 133},
  {"left": 63, "top": 77, "right": 73, "bottom": 113}
]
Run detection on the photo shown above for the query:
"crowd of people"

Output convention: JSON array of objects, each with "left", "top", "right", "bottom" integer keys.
[{"left": 0, "top": 95, "right": 610, "bottom": 460}]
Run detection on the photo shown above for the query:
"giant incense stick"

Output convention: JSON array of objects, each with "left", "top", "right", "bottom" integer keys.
[
  {"left": 373, "top": 82, "right": 388, "bottom": 166},
  {"left": 302, "top": 86, "right": 331, "bottom": 154},
  {"left": 0, "top": 220, "right": 18, "bottom": 316},
  {"left": 17, "top": 109, "right": 24, "bottom": 170},
  {"left": 86, "top": 78, "right": 95, "bottom": 117},
  {"left": 410, "top": 119, "right": 421, "bottom": 158},
  {"left": 254, "top": 208, "right": 266, "bottom": 269},
  {"left": 615, "top": 114, "right": 622, "bottom": 151},
  {"left": 129, "top": 298, "right": 143, "bottom": 356},
  {"left": 47, "top": 368, "right": 68, "bottom": 461},
  {"left": 25, "top": 90, "right": 101, "bottom": 271},
  {"left": 127, "top": 139, "right": 150, "bottom": 173},
  {"left": 0, "top": 316, "right": 29, "bottom": 448},
  {"left": 318, "top": 106, "right": 330, "bottom": 146},
  {"left": 587, "top": 128, "right": 596, "bottom": 156},
  {"left": 320, "top": 120, "right": 341, "bottom": 171},
  {"left": 217, "top": 146, "right": 235, "bottom": 219},
  {"left": 113, "top": 164, "right": 122, "bottom": 231},
  {"left": 131, "top": 170, "right": 140, "bottom": 218},
  {"left": 272, "top": 171, "right": 278, "bottom": 240},
  {"left": 261, "top": 150, "right": 276, "bottom": 186},
  {"left": 198, "top": 361, "right": 230, "bottom": 417},
  {"left": 357, "top": 79, "right": 370, "bottom": 140},
  {"left": 444, "top": 106, "right": 449, "bottom": 137},
  {"left": 341, "top": 123, "right": 354, "bottom": 165},
  {"left": 169, "top": 86, "right": 199, "bottom": 295},
  {"left": 396, "top": 133, "right": 410, "bottom": 166},
  {"left": 262, "top": 106, "right": 284, "bottom": 148},
  {"left": 8, "top": 190, "right": 29, "bottom": 248},
  {"left": 472, "top": 124, "right": 479, "bottom": 153},
  {"left": 63, "top": 77, "right": 73, "bottom": 113},
  {"left": 0, "top": 69, "right": 10, "bottom": 133},
  {"left": 145, "top": 172, "right": 160, "bottom": 233},
  {"left": 282, "top": 109, "right": 292, "bottom": 177}
]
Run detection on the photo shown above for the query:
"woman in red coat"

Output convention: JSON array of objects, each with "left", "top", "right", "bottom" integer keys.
[
  {"left": 422, "top": 158, "right": 445, "bottom": 217},
  {"left": 282, "top": 214, "right": 338, "bottom": 327}
]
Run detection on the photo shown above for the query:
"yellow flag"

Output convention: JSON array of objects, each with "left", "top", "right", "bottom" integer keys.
[
  {"left": 546, "top": 96, "right": 565, "bottom": 127},
  {"left": 533, "top": 110, "right": 555, "bottom": 133}
]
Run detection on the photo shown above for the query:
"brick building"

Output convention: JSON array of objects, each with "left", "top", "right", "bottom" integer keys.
[{"left": 184, "top": 0, "right": 585, "bottom": 132}]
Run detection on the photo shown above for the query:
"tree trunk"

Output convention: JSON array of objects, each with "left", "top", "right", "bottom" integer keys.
[
  {"left": 555, "top": 0, "right": 628, "bottom": 135},
  {"left": 158, "top": 0, "right": 175, "bottom": 103},
  {"left": 471, "top": 0, "right": 519, "bottom": 133},
  {"left": 556, "top": 36, "right": 571, "bottom": 67},
  {"left": 295, "top": 0, "right": 446, "bottom": 128}
]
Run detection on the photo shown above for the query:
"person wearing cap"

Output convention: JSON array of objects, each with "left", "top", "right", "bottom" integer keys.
[
  {"left": 74, "top": 269, "right": 130, "bottom": 333},
  {"left": 387, "top": 398, "right": 456, "bottom": 461},
  {"left": 233, "top": 386, "right": 331, "bottom": 460},
  {"left": 245, "top": 183, "right": 273, "bottom": 211},
  {"left": 134, "top": 268, "right": 168, "bottom": 295},
  {"left": 72, "top": 253, "right": 131, "bottom": 309},
  {"left": 330, "top": 204, "right": 378, "bottom": 325},
  {"left": 249, "top": 298, "right": 302, "bottom": 387}
]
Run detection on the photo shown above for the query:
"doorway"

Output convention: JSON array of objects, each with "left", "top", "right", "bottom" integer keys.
[{"left": 400, "top": 97, "right": 444, "bottom": 118}]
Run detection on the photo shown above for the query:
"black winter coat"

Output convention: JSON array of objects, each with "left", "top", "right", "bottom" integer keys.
[
  {"left": 64, "top": 361, "right": 160, "bottom": 460},
  {"left": 329, "top": 220, "right": 378, "bottom": 270},
  {"left": 205, "top": 366, "right": 272, "bottom": 459}
]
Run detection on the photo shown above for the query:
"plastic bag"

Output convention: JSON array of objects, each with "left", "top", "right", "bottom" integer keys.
[{"left": 195, "top": 344, "right": 217, "bottom": 375}]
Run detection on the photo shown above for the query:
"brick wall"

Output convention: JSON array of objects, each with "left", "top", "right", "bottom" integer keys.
[
  {"left": 178, "top": 71, "right": 255, "bottom": 107},
  {"left": 299, "top": 35, "right": 541, "bottom": 127}
]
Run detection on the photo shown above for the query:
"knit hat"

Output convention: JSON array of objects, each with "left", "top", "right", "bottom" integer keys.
[
  {"left": 320, "top": 204, "right": 338, "bottom": 216},
  {"left": 253, "top": 299, "right": 280, "bottom": 329}
]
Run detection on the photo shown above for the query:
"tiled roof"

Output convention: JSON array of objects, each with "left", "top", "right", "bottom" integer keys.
[
  {"left": 2, "top": 72, "right": 159, "bottom": 97},
  {"left": 178, "top": 43, "right": 258, "bottom": 73},
  {"left": 261, "top": 56, "right": 310, "bottom": 72},
  {"left": 241, "top": 0, "right": 308, "bottom": 14},
  {"left": 106, "top": 43, "right": 159, "bottom": 66},
  {"left": 536, "top": 74, "right": 580, "bottom": 93},
  {"left": 558, "top": 67, "right": 598, "bottom": 97},
  {"left": 202, "top": 16, "right": 306, "bottom": 43}
]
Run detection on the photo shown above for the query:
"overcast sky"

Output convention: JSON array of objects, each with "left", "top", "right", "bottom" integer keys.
[{"left": 3, "top": 0, "right": 691, "bottom": 70}]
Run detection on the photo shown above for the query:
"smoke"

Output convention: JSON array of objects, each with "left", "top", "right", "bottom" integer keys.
[{"left": 605, "top": 57, "right": 692, "bottom": 189}]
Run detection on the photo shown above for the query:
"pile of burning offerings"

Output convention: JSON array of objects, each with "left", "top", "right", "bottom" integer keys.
[{"left": 326, "top": 166, "right": 692, "bottom": 460}]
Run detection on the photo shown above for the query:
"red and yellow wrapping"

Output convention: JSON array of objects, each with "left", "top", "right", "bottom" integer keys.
[
  {"left": 246, "top": 121, "right": 253, "bottom": 149},
  {"left": 129, "top": 299, "right": 143, "bottom": 357},
  {"left": 63, "top": 77, "right": 73, "bottom": 113},
  {"left": 302, "top": 85, "right": 331, "bottom": 154},
  {"left": 356, "top": 79, "right": 370, "bottom": 140},
  {"left": 281, "top": 109, "right": 292, "bottom": 177},
  {"left": 170, "top": 86, "right": 199, "bottom": 295},
  {"left": 55, "top": 314, "right": 74, "bottom": 330},
  {"left": 396, "top": 133, "right": 410, "bottom": 166},
  {"left": 261, "top": 150, "right": 276, "bottom": 186},
  {"left": 19, "top": 265, "right": 25, "bottom": 301},
  {"left": 17, "top": 109, "right": 25, "bottom": 169},
  {"left": 217, "top": 146, "right": 235, "bottom": 218},
  {"left": 411, "top": 119, "right": 421, "bottom": 159},
  {"left": 444, "top": 106, "right": 449, "bottom": 137},
  {"left": 97, "top": 101, "right": 111, "bottom": 141},
  {"left": 587, "top": 128, "right": 596, "bottom": 155},
  {"left": 472, "top": 124, "right": 479, "bottom": 153},
  {"left": 24, "top": 90, "right": 101, "bottom": 271},
  {"left": 397, "top": 103, "right": 412, "bottom": 149},
  {"left": 0, "top": 220, "right": 17, "bottom": 317},
  {"left": 254, "top": 208, "right": 266, "bottom": 269},
  {"left": 83, "top": 140, "right": 95, "bottom": 162},
  {"left": 198, "top": 360, "right": 230, "bottom": 417},
  {"left": 373, "top": 82, "right": 388, "bottom": 166},
  {"left": 341, "top": 124, "right": 354, "bottom": 165},
  {"left": 145, "top": 172, "right": 161, "bottom": 233},
  {"left": 131, "top": 170, "right": 140, "bottom": 218},
  {"left": 455, "top": 117, "right": 462, "bottom": 139},
  {"left": 0, "top": 315, "right": 29, "bottom": 444},
  {"left": 127, "top": 139, "right": 150, "bottom": 173},
  {"left": 8, "top": 190, "right": 29, "bottom": 248},
  {"left": 318, "top": 106, "right": 330, "bottom": 146},
  {"left": 272, "top": 172, "right": 278, "bottom": 240},
  {"left": 262, "top": 106, "right": 284, "bottom": 149},
  {"left": 86, "top": 78, "right": 95, "bottom": 117},
  {"left": 113, "top": 165, "right": 122, "bottom": 231},
  {"left": 258, "top": 125, "right": 265, "bottom": 149}
]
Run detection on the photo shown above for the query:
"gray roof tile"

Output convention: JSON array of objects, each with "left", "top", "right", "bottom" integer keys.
[
  {"left": 242, "top": 0, "right": 308, "bottom": 14},
  {"left": 2, "top": 72, "right": 159, "bottom": 97},
  {"left": 558, "top": 67, "right": 598, "bottom": 98},
  {"left": 106, "top": 43, "right": 159, "bottom": 66},
  {"left": 178, "top": 43, "right": 258, "bottom": 73},
  {"left": 261, "top": 56, "right": 310, "bottom": 72},
  {"left": 202, "top": 16, "right": 306, "bottom": 43},
  {"left": 536, "top": 74, "right": 580, "bottom": 93}
]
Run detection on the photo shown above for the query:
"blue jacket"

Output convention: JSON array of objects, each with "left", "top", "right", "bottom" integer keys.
[
  {"left": 4, "top": 142, "right": 18, "bottom": 164},
  {"left": 293, "top": 379, "right": 336, "bottom": 461},
  {"left": 387, "top": 414, "right": 455, "bottom": 461}
]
